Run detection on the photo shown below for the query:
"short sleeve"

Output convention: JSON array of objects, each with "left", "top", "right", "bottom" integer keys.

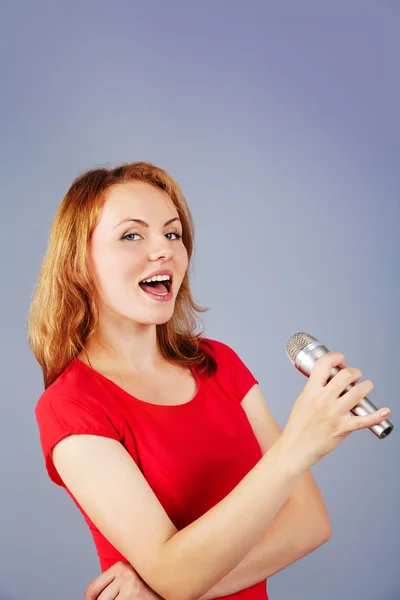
[
  {"left": 35, "top": 395, "right": 122, "bottom": 487},
  {"left": 228, "top": 345, "right": 259, "bottom": 403},
  {"left": 202, "top": 338, "right": 258, "bottom": 403}
]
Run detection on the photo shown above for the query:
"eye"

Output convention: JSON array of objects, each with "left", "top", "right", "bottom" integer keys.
[
  {"left": 122, "top": 231, "right": 182, "bottom": 242},
  {"left": 166, "top": 231, "right": 182, "bottom": 241},
  {"left": 122, "top": 233, "right": 141, "bottom": 242}
]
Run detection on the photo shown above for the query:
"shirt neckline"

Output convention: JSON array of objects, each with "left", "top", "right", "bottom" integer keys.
[{"left": 71, "top": 357, "right": 202, "bottom": 408}]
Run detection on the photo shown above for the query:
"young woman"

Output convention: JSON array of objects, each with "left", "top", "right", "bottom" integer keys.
[{"left": 29, "top": 162, "right": 390, "bottom": 600}]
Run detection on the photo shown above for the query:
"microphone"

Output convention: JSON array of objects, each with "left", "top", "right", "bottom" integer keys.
[{"left": 285, "top": 332, "right": 394, "bottom": 439}]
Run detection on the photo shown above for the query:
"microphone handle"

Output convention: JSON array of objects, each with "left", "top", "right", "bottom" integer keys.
[
  {"left": 328, "top": 366, "right": 394, "bottom": 439},
  {"left": 295, "top": 342, "right": 394, "bottom": 439}
]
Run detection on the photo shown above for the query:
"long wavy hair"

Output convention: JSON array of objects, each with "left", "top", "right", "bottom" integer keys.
[{"left": 28, "top": 161, "right": 216, "bottom": 390}]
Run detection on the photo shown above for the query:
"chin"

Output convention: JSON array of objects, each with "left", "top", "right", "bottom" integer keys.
[
  {"left": 151, "top": 312, "right": 173, "bottom": 324},
  {"left": 135, "top": 308, "right": 175, "bottom": 326}
]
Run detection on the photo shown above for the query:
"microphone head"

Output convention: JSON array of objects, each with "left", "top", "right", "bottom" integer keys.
[{"left": 285, "top": 332, "right": 318, "bottom": 363}]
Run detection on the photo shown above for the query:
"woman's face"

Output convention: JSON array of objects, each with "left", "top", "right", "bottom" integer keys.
[{"left": 87, "top": 181, "right": 189, "bottom": 326}]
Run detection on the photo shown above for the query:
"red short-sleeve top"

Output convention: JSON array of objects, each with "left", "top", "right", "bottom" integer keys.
[{"left": 35, "top": 338, "right": 268, "bottom": 600}]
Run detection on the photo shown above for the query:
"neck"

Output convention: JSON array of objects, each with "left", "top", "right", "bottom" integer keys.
[{"left": 82, "top": 321, "right": 165, "bottom": 376}]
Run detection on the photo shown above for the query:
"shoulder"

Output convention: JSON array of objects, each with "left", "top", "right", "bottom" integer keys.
[
  {"left": 34, "top": 359, "right": 122, "bottom": 486},
  {"left": 34, "top": 358, "right": 123, "bottom": 446},
  {"left": 199, "top": 337, "right": 249, "bottom": 367},
  {"left": 198, "top": 337, "right": 258, "bottom": 402},
  {"left": 35, "top": 359, "right": 100, "bottom": 417},
  {"left": 199, "top": 337, "right": 237, "bottom": 359}
]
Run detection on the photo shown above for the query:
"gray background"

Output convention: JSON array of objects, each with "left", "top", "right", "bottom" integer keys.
[{"left": 1, "top": 1, "right": 399, "bottom": 599}]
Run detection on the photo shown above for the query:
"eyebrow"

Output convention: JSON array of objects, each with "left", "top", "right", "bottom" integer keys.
[{"left": 113, "top": 217, "right": 181, "bottom": 230}]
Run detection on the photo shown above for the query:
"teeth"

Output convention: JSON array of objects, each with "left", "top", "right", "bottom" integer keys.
[{"left": 141, "top": 274, "right": 171, "bottom": 283}]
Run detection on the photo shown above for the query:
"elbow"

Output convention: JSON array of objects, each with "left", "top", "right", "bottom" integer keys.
[
  {"left": 321, "top": 516, "right": 333, "bottom": 543},
  {"left": 298, "top": 523, "right": 332, "bottom": 559},
  {"left": 312, "top": 506, "right": 333, "bottom": 546},
  {"left": 302, "top": 519, "right": 332, "bottom": 554},
  {"left": 315, "top": 519, "right": 333, "bottom": 547}
]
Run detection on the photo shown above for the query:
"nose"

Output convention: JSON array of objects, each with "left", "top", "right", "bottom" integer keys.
[{"left": 147, "top": 238, "right": 174, "bottom": 262}]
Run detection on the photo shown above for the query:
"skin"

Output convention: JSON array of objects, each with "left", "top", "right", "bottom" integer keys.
[
  {"left": 79, "top": 180, "right": 189, "bottom": 377},
  {"left": 84, "top": 560, "right": 161, "bottom": 600}
]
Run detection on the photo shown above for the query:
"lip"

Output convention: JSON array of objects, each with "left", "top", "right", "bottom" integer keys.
[
  {"left": 139, "top": 284, "right": 174, "bottom": 302},
  {"left": 139, "top": 269, "right": 174, "bottom": 283},
  {"left": 138, "top": 268, "right": 174, "bottom": 303}
]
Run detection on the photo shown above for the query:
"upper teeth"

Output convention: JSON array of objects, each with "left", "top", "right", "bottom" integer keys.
[{"left": 141, "top": 275, "right": 171, "bottom": 283}]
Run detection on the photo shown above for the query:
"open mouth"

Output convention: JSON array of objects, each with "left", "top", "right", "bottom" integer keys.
[{"left": 138, "top": 278, "right": 172, "bottom": 297}]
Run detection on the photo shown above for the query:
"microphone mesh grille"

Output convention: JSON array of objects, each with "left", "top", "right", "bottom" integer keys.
[{"left": 285, "top": 332, "right": 318, "bottom": 363}]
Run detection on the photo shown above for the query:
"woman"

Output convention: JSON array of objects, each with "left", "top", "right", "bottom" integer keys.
[{"left": 29, "top": 162, "right": 390, "bottom": 600}]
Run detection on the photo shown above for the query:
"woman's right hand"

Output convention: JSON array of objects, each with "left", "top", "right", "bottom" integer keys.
[
  {"left": 279, "top": 351, "right": 391, "bottom": 471},
  {"left": 84, "top": 560, "right": 165, "bottom": 600}
]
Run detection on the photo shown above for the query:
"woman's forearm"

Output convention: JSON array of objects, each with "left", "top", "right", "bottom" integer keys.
[
  {"left": 155, "top": 437, "right": 305, "bottom": 600},
  {"left": 197, "top": 470, "right": 331, "bottom": 600}
]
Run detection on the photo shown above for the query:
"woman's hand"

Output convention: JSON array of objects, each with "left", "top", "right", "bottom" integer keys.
[
  {"left": 279, "top": 351, "right": 390, "bottom": 472},
  {"left": 84, "top": 560, "right": 165, "bottom": 600}
]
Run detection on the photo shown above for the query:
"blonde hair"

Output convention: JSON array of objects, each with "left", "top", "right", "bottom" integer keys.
[{"left": 28, "top": 161, "right": 216, "bottom": 389}]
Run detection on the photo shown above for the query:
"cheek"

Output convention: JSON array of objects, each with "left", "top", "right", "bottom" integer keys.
[
  {"left": 92, "top": 247, "right": 143, "bottom": 287},
  {"left": 177, "top": 245, "right": 189, "bottom": 272}
]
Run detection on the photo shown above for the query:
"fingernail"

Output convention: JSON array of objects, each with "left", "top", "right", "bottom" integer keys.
[{"left": 380, "top": 409, "right": 390, "bottom": 417}]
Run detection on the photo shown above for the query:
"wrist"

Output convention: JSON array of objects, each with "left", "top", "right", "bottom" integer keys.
[{"left": 271, "top": 431, "right": 309, "bottom": 478}]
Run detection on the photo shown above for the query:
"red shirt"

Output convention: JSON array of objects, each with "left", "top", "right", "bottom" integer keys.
[{"left": 35, "top": 338, "right": 268, "bottom": 600}]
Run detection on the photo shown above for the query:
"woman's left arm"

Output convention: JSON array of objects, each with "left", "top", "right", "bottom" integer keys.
[
  {"left": 198, "top": 384, "right": 332, "bottom": 600},
  {"left": 199, "top": 468, "right": 331, "bottom": 599}
]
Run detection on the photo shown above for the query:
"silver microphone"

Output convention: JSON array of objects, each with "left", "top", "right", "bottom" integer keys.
[{"left": 285, "top": 332, "right": 394, "bottom": 439}]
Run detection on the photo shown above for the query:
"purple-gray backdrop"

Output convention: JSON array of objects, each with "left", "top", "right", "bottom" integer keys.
[{"left": 1, "top": 1, "right": 398, "bottom": 599}]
